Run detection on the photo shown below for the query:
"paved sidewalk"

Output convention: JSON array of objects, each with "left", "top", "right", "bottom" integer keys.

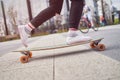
[{"left": 0, "top": 28, "right": 120, "bottom": 80}]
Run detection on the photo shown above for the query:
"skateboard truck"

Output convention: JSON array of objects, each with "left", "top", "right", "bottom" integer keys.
[
  {"left": 21, "top": 51, "right": 29, "bottom": 55},
  {"left": 93, "top": 38, "right": 103, "bottom": 45},
  {"left": 20, "top": 51, "right": 32, "bottom": 58}
]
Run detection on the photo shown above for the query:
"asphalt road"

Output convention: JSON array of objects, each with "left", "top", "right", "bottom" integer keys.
[
  {"left": 86, "top": 25, "right": 120, "bottom": 61},
  {"left": 0, "top": 25, "right": 120, "bottom": 62}
]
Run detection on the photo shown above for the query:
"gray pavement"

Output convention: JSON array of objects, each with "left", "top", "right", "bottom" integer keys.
[{"left": 0, "top": 25, "right": 120, "bottom": 80}]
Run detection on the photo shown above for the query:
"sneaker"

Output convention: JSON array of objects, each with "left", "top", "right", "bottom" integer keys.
[
  {"left": 18, "top": 25, "right": 31, "bottom": 47},
  {"left": 66, "top": 30, "right": 91, "bottom": 44}
]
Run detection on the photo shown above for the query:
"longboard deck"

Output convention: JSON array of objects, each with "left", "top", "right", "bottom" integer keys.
[
  {"left": 14, "top": 38, "right": 106, "bottom": 63},
  {"left": 13, "top": 38, "right": 104, "bottom": 52}
]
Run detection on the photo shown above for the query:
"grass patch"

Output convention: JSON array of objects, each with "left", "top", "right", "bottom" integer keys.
[
  {"left": 0, "top": 34, "right": 19, "bottom": 42},
  {"left": 114, "top": 19, "right": 119, "bottom": 24}
]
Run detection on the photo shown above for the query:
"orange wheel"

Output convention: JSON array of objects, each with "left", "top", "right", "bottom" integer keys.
[
  {"left": 97, "top": 44, "right": 105, "bottom": 51},
  {"left": 29, "top": 52, "right": 32, "bottom": 58},
  {"left": 90, "top": 41, "right": 96, "bottom": 48},
  {"left": 20, "top": 56, "right": 29, "bottom": 63}
]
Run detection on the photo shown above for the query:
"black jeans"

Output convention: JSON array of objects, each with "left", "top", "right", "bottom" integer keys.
[{"left": 30, "top": 0, "right": 84, "bottom": 29}]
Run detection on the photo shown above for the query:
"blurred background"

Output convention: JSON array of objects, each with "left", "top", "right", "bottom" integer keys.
[{"left": 0, "top": 0, "right": 120, "bottom": 41}]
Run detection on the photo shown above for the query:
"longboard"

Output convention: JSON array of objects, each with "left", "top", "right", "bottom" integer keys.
[{"left": 13, "top": 38, "right": 105, "bottom": 63}]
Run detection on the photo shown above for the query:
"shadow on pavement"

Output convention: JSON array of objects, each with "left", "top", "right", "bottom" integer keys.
[{"left": 30, "top": 48, "right": 93, "bottom": 62}]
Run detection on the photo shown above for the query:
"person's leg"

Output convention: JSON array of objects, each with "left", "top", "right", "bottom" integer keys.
[
  {"left": 30, "top": 0, "right": 63, "bottom": 28},
  {"left": 18, "top": 0, "right": 63, "bottom": 47},
  {"left": 69, "top": 0, "right": 84, "bottom": 29},
  {"left": 66, "top": 0, "right": 91, "bottom": 44}
]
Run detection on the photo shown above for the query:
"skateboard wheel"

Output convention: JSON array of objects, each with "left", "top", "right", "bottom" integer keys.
[
  {"left": 90, "top": 41, "right": 96, "bottom": 48},
  {"left": 97, "top": 44, "right": 105, "bottom": 51},
  {"left": 29, "top": 52, "right": 32, "bottom": 58},
  {"left": 20, "top": 56, "right": 29, "bottom": 63}
]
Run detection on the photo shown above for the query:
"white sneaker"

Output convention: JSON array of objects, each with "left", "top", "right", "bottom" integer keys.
[
  {"left": 66, "top": 30, "right": 91, "bottom": 44},
  {"left": 18, "top": 25, "right": 30, "bottom": 47}
]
